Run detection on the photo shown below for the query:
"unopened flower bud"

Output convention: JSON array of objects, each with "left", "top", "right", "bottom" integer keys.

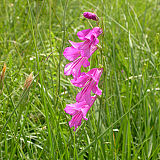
[{"left": 83, "top": 12, "right": 99, "bottom": 21}]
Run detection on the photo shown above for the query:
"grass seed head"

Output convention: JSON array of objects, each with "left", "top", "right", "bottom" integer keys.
[
  {"left": 24, "top": 73, "right": 33, "bottom": 90},
  {"left": 0, "top": 63, "right": 6, "bottom": 93}
]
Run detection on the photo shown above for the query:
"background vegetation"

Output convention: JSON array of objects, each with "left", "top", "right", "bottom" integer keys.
[{"left": 0, "top": 0, "right": 160, "bottom": 159}]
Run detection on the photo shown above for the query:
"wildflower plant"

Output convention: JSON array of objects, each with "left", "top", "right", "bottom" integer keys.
[{"left": 63, "top": 12, "right": 103, "bottom": 131}]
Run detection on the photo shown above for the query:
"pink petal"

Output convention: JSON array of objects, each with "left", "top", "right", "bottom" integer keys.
[
  {"left": 69, "top": 112, "right": 83, "bottom": 131},
  {"left": 64, "top": 104, "right": 77, "bottom": 115},
  {"left": 69, "top": 40, "right": 84, "bottom": 48},
  {"left": 86, "top": 68, "right": 103, "bottom": 82},
  {"left": 71, "top": 58, "right": 86, "bottom": 79},
  {"left": 78, "top": 40, "right": 92, "bottom": 58},
  {"left": 82, "top": 59, "right": 90, "bottom": 67},
  {"left": 64, "top": 57, "right": 89, "bottom": 79},
  {"left": 92, "top": 84, "right": 102, "bottom": 95},
  {"left": 81, "top": 45, "right": 97, "bottom": 58},
  {"left": 92, "top": 27, "right": 103, "bottom": 37},
  {"left": 71, "top": 73, "right": 89, "bottom": 88},
  {"left": 85, "top": 27, "right": 103, "bottom": 40},
  {"left": 63, "top": 47, "right": 81, "bottom": 61},
  {"left": 64, "top": 62, "right": 74, "bottom": 76},
  {"left": 90, "top": 45, "right": 98, "bottom": 57},
  {"left": 81, "top": 107, "right": 90, "bottom": 120},
  {"left": 81, "top": 47, "right": 90, "bottom": 58},
  {"left": 78, "top": 39, "right": 91, "bottom": 50},
  {"left": 77, "top": 29, "right": 91, "bottom": 41},
  {"left": 93, "top": 38, "right": 99, "bottom": 45},
  {"left": 64, "top": 101, "right": 87, "bottom": 115},
  {"left": 76, "top": 81, "right": 95, "bottom": 105}
]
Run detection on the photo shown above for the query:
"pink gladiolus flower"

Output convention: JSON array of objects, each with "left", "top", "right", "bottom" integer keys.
[
  {"left": 64, "top": 57, "right": 90, "bottom": 80},
  {"left": 69, "top": 40, "right": 98, "bottom": 58},
  {"left": 83, "top": 12, "right": 98, "bottom": 21},
  {"left": 64, "top": 41, "right": 97, "bottom": 60},
  {"left": 69, "top": 27, "right": 102, "bottom": 58},
  {"left": 64, "top": 96, "right": 97, "bottom": 131},
  {"left": 71, "top": 68, "right": 103, "bottom": 104},
  {"left": 63, "top": 27, "right": 102, "bottom": 78},
  {"left": 66, "top": 27, "right": 102, "bottom": 58}
]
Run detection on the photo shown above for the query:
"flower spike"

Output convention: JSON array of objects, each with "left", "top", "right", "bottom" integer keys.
[{"left": 63, "top": 11, "right": 103, "bottom": 131}]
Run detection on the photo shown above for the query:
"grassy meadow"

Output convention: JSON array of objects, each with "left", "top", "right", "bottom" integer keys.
[{"left": 0, "top": 0, "right": 160, "bottom": 159}]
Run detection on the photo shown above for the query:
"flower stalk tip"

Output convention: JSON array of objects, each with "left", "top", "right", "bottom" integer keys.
[{"left": 83, "top": 12, "right": 99, "bottom": 21}]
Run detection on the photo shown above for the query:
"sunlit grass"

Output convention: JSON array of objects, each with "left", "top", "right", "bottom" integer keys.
[{"left": 0, "top": 0, "right": 160, "bottom": 159}]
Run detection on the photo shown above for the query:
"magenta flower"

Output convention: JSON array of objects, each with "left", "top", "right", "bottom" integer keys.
[
  {"left": 83, "top": 12, "right": 98, "bottom": 21},
  {"left": 77, "top": 27, "right": 103, "bottom": 41},
  {"left": 71, "top": 68, "right": 103, "bottom": 104},
  {"left": 63, "top": 27, "right": 102, "bottom": 79},
  {"left": 64, "top": 96, "right": 97, "bottom": 131},
  {"left": 64, "top": 41, "right": 97, "bottom": 60},
  {"left": 63, "top": 46, "right": 81, "bottom": 61},
  {"left": 68, "top": 27, "right": 102, "bottom": 58},
  {"left": 64, "top": 57, "right": 90, "bottom": 80},
  {"left": 69, "top": 40, "right": 97, "bottom": 58}
]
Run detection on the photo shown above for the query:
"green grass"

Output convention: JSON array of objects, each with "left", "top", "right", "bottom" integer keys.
[{"left": 0, "top": 0, "right": 160, "bottom": 159}]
